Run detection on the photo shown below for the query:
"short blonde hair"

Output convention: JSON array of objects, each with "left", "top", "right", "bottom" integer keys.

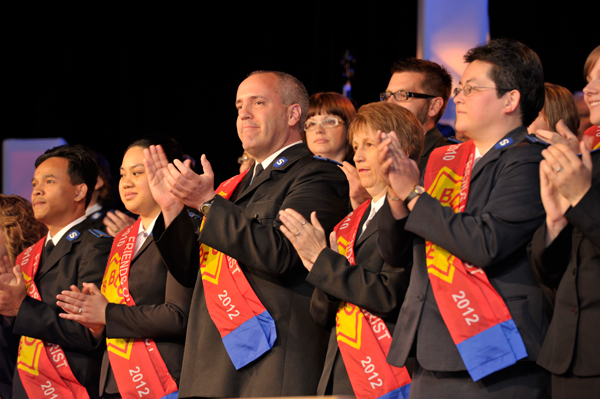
[{"left": 348, "top": 102, "right": 424, "bottom": 163}]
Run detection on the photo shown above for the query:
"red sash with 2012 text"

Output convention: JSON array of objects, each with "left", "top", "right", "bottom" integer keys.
[
  {"left": 101, "top": 218, "right": 178, "bottom": 399},
  {"left": 335, "top": 200, "right": 411, "bottom": 399}
]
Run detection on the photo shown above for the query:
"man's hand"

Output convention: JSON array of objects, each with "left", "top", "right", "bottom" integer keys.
[
  {"left": 0, "top": 265, "right": 27, "bottom": 317},
  {"left": 103, "top": 210, "right": 136, "bottom": 237},
  {"left": 56, "top": 283, "right": 107, "bottom": 339},
  {"left": 340, "top": 161, "right": 371, "bottom": 210},
  {"left": 164, "top": 154, "right": 216, "bottom": 211}
]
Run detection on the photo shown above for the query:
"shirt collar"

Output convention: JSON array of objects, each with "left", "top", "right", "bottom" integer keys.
[
  {"left": 46, "top": 215, "right": 87, "bottom": 246},
  {"left": 259, "top": 141, "right": 302, "bottom": 170},
  {"left": 85, "top": 203, "right": 102, "bottom": 217}
]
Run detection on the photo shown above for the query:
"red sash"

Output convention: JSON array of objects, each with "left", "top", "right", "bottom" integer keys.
[
  {"left": 423, "top": 141, "right": 527, "bottom": 381},
  {"left": 101, "top": 218, "right": 178, "bottom": 399},
  {"left": 584, "top": 125, "right": 600, "bottom": 150},
  {"left": 15, "top": 239, "right": 91, "bottom": 399},
  {"left": 335, "top": 201, "right": 411, "bottom": 399},
  {"left": 200, "top": 171, "right": 276, "bottom": 369}
]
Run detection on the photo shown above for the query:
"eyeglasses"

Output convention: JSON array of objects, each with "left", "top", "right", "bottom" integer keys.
[
  {"left": 453, "top": 84, "right": 513, "bottom": 97},
  {"left": 304, "top": 117, "right": 345, "bottom": 131},
  {"left": 379, "top": 90, "right": 437, "bottom": 102}
]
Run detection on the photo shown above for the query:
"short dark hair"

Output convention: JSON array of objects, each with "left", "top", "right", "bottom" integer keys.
[
  {"left": 35, "top": 145, "right": 98, "bottom": 208},
  {"left": 76, "top": 145, "right": 115, "bottom": 208},
  {"left": 126, "top": 135, "right": 185, "bottom": 164},
  {"left": 391, "top": 58, "right": 453, "bottom": 123},
  {"left": 304, "top": 92, "right": 357, "bottom": 162},
  {"left": 349, "top": 102, "right": 424, "bottom": 163},
  {"left": 464, "top": 38, "right": 545, "bottom": 127},
  {"left": 249, "top": 70, "right": 309, "bottom": 131}
]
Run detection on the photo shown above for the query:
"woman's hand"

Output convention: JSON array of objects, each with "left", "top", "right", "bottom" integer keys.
[
  {"left": 57, "top": 283, "right": 108, "bottom": 338},
  {"left": 279, "top": 209, "right": 328, "bottom": 271}
]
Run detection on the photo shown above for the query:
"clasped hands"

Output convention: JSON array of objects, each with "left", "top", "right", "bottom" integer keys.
[
  {"left": 143, "top": 145, "right": 216, "bottom": 226},
  {"left": 0, "top": 255, "right": 26, "bottom": 317}
]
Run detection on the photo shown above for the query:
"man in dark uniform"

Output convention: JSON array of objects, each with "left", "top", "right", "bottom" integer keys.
[
  {"left": 380, "top": 57, "right": 453, "bottom": 174},
  {"left": 0, "top": 145, "right": 112, "bottom": 399},
  {"left": 145, "top": 71, "right": 349, "bottom": 398}
]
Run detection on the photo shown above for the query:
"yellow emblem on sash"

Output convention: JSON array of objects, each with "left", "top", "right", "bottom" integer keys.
[
  {"left": 428, "top": 166, "right": 463, "bottom": 211},
  {"left": 336, "top": 236, "right": 349, "bottom": 257},
  {"left": 336, "top": 303, "right": 363, "bottom": 350},
  {"left": 107, "top": 338, "right": 134, "bottom": 360},
  {"left": 17, "top": 337, "right": 44, "bottom": 376}
]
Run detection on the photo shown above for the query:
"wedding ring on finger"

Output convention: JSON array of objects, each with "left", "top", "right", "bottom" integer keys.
[
  {"left": 78, "top": 307, "right": 82, "bottom": 314},
  {"left": 555, "top": 167, "right": 563, "bottom": 173},
  {"left": 301, "top": 221, "right": 307, "bottom": 225},
  {"left": 296, "top": 231, "right": 301, "bottom": 236}
]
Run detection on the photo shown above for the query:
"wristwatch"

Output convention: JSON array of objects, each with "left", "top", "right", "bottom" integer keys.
[
  {"left": 404, "top": 185, "right": 425, "bottom": 207},
  {"left": 201, "top": 196, "right": 216, "bottom": 217}
]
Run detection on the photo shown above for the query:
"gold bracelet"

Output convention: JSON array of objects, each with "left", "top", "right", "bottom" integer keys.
[{"left": 388, "top": 194, "right": 402, "bottom": 201}]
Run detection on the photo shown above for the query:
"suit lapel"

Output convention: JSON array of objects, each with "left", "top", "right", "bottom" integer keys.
[
  {"left": 36, "top": 221, "right": 87, "bottom": 281},
  {"left": 355, "top": 206, "right": 379, "bottom": 248}
]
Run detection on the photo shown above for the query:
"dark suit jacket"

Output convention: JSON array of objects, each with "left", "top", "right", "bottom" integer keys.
[
  {"left": 12, "top": 218, "right": 112, "bottom": 399},
  {"left": 379, "top": 127, "right": 551, "bottom": 373},
  {"left": 86, "top": 206, "right": 110, "bottom": 232},
  {"left": 0, "top": 316, "right": 18, "bottom": 399},
  {"left": 418, "top": 126, "right": 452, "bottom": 175},
  {"left": 307, "top": 205, "right": 412, "bottom": 395},
  {"left": 100, "top": 215, "right": 193, "bottom": 395},
  {"left": 528, "top": 152, "right": 600, "bottom": 377},
  {"left": 155, "top": 143, "right": 349, "bottom": 398}
]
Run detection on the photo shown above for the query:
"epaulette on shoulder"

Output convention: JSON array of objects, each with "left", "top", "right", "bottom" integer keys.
[
  {"left": 188, "top": 209, "right": 202, "bottom": 219},
  {"left": 525, "top": 134, "right": 550, "bottom": 146},
  {"left": 312, "top": 155, "right": 343, "bottom": 166},
  {"left": 88, "top": 229, "right": 112, "bottom": 238}
]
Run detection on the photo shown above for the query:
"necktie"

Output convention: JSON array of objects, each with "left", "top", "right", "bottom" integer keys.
[
  {"left": 42, "top": 240, "right": 55, "bottom": 263},
  {"left": 250, "top": 164, "right": 264, "bottom": 185}
]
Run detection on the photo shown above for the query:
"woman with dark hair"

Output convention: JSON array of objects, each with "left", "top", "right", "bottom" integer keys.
[
  {"left": 279, "top": 102, "right": 423, "bottom": 398},
  {"left": 529, "top": 45, "right": 600, "bottom": 399},
  {"left": 0, "top": 195, "right": 47, "bottom": 399},
  {"left": 528, "top": 83, "right": 580, "bottom": 137},
  {"left": 56, "top": 137, "right": 193, "bottom": 399},
  {"left": 303, "top": 92, "right": 357, "bottom": 164}
]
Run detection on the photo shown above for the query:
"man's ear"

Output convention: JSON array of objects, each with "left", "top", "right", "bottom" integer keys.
[
  {"left": 428, "top": 97, "right": 444, "bottom": 118},
  {"left": 287, "top": 104, "right": 302, "bottom": 127},
  {"left": 94, "top": 176, "right": 104, "bottom": 191},
  {"left": 503, "top": 90, "right": 521, "bottom": 114},
  {"left": 74, "top": 183, "right": 88, "bottom": 203}
]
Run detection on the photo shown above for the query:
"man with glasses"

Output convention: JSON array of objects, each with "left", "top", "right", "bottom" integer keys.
[
  {"left": 144, "top": 71, "right": 349, "bottom": 398},
  {"left": 381, "top": 58, "right": 453, "bottom": 173},
  {"left": 377, "top": 39, "right": 550, "bottom": 397}
]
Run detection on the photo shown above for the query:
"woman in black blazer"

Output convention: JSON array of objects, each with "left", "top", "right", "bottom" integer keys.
[
  {"left": 57, "top": 137, "right": 193, "bottom": 399},
  {"left": 529, "top": 46, "right": 600, "bottom": 399},
  {"left": 279, "top": 102, "right": 423, "bottom": 397}
]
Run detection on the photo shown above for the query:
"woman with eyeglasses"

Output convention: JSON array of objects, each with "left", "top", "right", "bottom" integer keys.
[
  {"left": 303, "top": 92, "right": 356, "bottom": 164},
  {"left": 56, "top": 136, "right": 193, "bottom": 399},
  {"left": 304, "top": 92, "right": 372, "bottom": 209}
]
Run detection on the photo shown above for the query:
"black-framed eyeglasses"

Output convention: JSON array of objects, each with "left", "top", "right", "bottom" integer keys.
[
  {"left": 453, "top": 84, "right": 513, "bottom": 97},
  {"left": 380, "top": 90, "right": 437, "bottom": 102},
  {"left": 304, "top": 117, "right": 345, "bottom": 131}
]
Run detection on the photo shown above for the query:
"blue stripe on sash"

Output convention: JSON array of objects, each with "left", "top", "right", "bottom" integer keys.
[
  {"left": 456, "top": 319, "right": 527, "bottom": 381},
  {"left": 222, "top": 310, "right": 277, "bottom": 370},
  {"left": 160, "top": 391, "right": 178, "bottom": 399},
  {"left": 377, "top": 383, "right": 410, "bottom": 399}
]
